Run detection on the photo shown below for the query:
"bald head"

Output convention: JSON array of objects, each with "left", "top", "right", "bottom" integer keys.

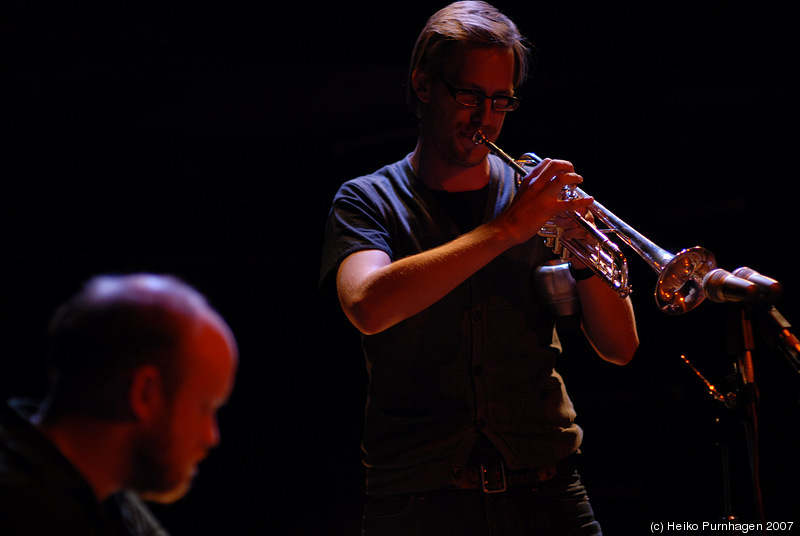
[{"left": 41, "top": 274, "right": 236, "bottom": 423}]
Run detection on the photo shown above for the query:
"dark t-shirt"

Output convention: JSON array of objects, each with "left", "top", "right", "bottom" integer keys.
[{"left": 320, "top": 154, "right": 582, "bottom": 495}]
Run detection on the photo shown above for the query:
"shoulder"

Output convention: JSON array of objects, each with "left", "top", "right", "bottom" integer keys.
[
  {"left": 335, "top": 155, "right": 417, "bottom": 200},
  {"left": 0, "top": 400, "right": 99, "bottom": 533}
]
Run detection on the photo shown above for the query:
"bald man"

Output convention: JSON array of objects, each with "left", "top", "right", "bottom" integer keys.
[{"left": 0, "top": 274, "right": 239, "bottom": 535}]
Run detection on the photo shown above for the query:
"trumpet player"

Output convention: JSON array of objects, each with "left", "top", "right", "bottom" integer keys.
[{"left": 320, "top": 2, "right": 639, "bottom": 534}]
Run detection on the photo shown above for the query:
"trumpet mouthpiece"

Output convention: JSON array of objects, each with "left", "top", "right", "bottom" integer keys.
[{"left": 472, "top": 130, "right": 487, "bottom": 145}]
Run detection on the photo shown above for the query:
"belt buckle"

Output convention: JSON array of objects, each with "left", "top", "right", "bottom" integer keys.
[{"left": 480, "top": 462, "right": 507, "bottom": 494}]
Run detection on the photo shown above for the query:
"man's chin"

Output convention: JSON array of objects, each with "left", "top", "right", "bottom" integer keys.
[
  {"left": 453, "top": 139, "right": 490, "bottom": 168},
  {"left": 138, "top": 469, "right": 196, "bottom": 504},
  {"left": 139, "top": 482, "right": 192, "bottom": 504}
]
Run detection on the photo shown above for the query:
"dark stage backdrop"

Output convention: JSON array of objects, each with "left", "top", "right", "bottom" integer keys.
[{"left": 3, "top": 3, "right": 798, "bottom": 534}]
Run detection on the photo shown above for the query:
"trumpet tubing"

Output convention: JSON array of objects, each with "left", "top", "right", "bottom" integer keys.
[{"left": 473, "top": 131, "right": 717, "bottom": 314}]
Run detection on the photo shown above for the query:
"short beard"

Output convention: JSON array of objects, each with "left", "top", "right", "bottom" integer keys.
[{"left": 127, "top": 421, "right": 196, "bottom": 504}]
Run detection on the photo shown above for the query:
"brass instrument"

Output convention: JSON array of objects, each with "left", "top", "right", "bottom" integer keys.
[{"left": 473, "top": 130, "right": 717, "bottom": 314}]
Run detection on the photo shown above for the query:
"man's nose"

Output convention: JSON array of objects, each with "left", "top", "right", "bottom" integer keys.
[
  {"left": 204, "top": 416, "right": 221, "bottom": 448},
  {"left": 471, "top": 100, "right": 499, "bottom": 124}
]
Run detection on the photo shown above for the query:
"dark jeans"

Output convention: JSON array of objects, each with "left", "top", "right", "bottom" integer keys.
[{"left": 362, "top": 470, "right": 602, "bottom": 536}]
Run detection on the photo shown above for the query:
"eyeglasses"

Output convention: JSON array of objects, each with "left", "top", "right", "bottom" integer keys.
[{"left": 438, "top": 74, "right": 521, "bottom": 112}]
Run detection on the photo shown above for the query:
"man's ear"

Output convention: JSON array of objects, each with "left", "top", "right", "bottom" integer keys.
[
  {"left": 411, "top": 68, "right": 432, "bottom": 104},
  {"left": 128, "top": 365, "right": 165, "bottom": 422}
]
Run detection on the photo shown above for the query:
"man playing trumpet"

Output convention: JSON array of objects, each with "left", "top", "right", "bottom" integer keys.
[{"left": 320, "top": 2, "right": 638, "bottom": 533}]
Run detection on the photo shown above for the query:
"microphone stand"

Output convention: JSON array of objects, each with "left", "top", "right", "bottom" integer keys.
[
  {"left": 687, "top": 266, "right": 798, "bottom": 531},
  {"left": 680, "top": 307, "right": 766, "bottom": 532},
  {"left": 679, "top": 351, "right": 746, "bottom": 527},
  {"left": 734, "top": 304, "right": 766, "bottom": 529},
  {"left": 759, "top": 305, "right": 800, "bottom": 376},
  {"left": 678, "top": 354, "right": 739, "bottom": 523}
]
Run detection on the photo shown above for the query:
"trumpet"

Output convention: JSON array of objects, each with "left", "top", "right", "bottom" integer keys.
[{"left": 473, "top": 130, "right": 717, "bottom": 314}]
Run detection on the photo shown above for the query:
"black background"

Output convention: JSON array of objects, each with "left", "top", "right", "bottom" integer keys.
[{"left": 3, "top": 2, "right": 799, "bottom": 534}]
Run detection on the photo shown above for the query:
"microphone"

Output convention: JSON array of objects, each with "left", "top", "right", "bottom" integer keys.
[
  {"left": 533, "top": 260, "right": 583, "bottom": 335},
  {"left": 533, "top": 261, "right": 581, "bottom": 318},
  {"left": 703, "top": 268, "right": 759, "bottom": 304},
  {"left": 732, "top": 266, "right": 783, "bottom": 302}
]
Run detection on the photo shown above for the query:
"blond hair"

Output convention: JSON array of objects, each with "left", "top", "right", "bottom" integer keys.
[{"left": 407, "top": 1, "right": 529, "bottom": 117}]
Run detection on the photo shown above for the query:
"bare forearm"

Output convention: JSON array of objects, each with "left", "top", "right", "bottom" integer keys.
[
  {"left": 576, "top": 276, "right": 639, "bottom": 364},
  {"left": 337, "top": 222, "right": 515, "bottom": 335}
]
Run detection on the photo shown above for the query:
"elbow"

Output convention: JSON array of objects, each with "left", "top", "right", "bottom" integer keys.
[
  {"left": 336, "top": 256, "right": 397, "bottom": 336},
  {"left": 347, "top": 313, "right": 387, "bottom": 337},
  {"left": 339, "top": 295, "right": 391, "bottom": 336},
  {"left": 600, "top": 336, "right": 639, "bottom": 366},
  {"left": 610, "top": 346, "right": 638, "bottom": 366},
  {"left": 586, "top": 323, "right": 639, "bottom": 365}
]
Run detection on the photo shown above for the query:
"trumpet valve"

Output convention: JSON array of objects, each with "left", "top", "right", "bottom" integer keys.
[{"left": 538, "top": 222, "right": 568, "bottom": 257}]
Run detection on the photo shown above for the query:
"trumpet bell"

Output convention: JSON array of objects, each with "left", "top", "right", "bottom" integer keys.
[{"left": 656, "top": 247, "right": 716, "bottom": 314}]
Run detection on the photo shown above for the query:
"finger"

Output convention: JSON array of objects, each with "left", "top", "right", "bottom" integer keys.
[
  {"left": 561, "top": 196, "right": 594, "bottom": 214},
  {"left": 516, "top": 158, "right": 551, "bottom": 194},
  {"left": 553, "top": 213, "right": 576, "bottom": 230},
  {"left": 522, "top": 159, "right": 577, "bottom": 194},
  {"left": 557, "top": 208, "right": 597, "bottom": 241},
  {"left": 555, "top": 206, "right": 593, "bottom": 225},
  {"left": 547, "top": 171, "right": 583, "bottom": 193}
]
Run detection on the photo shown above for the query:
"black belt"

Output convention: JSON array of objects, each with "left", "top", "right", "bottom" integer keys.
[{"left": 460, "top": 455, "right": 577, "bottom": 494}]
